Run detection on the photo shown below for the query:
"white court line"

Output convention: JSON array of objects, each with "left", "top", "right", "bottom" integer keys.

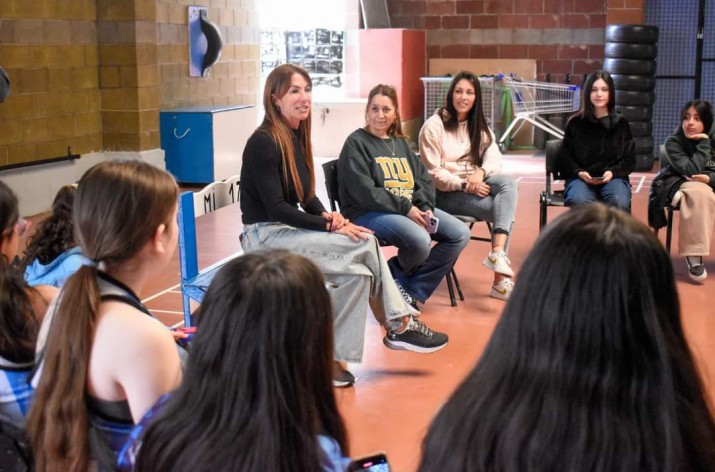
[
  {"left": 170, "top": 321, "right": 184, "bottom": 329},
  {"left": 142, "top": 283, "right": 180, "bottom": 304},
  {"left": 149, "top": 309, "right": 184, "bottom": 315},
  {"left": 515, "top": 176, "right": 524, "bottom": 183},
  {"left": 635, "top": 175, "right": 646, "bottom": 194}
]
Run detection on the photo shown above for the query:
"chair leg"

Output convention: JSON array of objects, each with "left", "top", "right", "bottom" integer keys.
[
  {"left": 445, "top": 271, "right": 457, "bottom": 307},
  {"left": 182, "top": 290, "right": 192, "bottom": 328},
  {"left": 539, "top": 199, "right": 547, "bottom": 232},
  {"left": 665, "top": 207, "right": 674, "bottom": 255},
  {"left": 450, "top": 267, "right": 465, "bottom": 302}
]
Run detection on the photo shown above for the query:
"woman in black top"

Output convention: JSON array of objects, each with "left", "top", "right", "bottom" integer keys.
[
  {"left": 557, "top": 70, "right": 635, "bottom": 212},
  {"left": 239, "top": 65, "right": 448, "bottom": 387}
]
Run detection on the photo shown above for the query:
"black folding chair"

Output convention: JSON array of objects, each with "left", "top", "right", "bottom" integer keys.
[
  {"left": 654, "top": 144, "right": 678, "bottom": 253},
  {"left": 539, "top": 139, "right": 567, "bottom": 231}
]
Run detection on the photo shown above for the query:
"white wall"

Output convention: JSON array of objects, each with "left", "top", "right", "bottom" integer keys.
[
  {"left": 1, "top": 149, "right": 165, "bottom": 216},
  {"left": 311, "top": 98, "right": 366, "bottom": 158}
]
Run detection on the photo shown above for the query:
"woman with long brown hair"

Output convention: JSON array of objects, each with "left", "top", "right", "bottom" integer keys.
[
  {"left": 419, "top": 71, "right": 518, "bottom": 301},
  {"left": 27, "top": 161, "right": 183, "bottom": 471},
  {"left": 240, "top": 65, "right": 447, "bottom": 388}
]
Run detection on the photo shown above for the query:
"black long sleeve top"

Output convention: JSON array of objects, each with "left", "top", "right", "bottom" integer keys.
[
  {"left": 240, "top": 129, "right": 328, "bottom": 231},
  {"left": 557, "top": 111, "right": 635, "bottom": 179},
  {"left": 664, "top": 124, "right": 715, "bottom": 187}
]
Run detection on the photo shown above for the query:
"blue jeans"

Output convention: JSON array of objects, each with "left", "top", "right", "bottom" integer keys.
[
  {"left": 564, "top": 177, "right": 632, "bottom": 212},
  {"left": 353, "top": 208, "right": 471, "bottom": 302},
  {"left": 436, "top": 175, "right": 518, "bottom": 234}
]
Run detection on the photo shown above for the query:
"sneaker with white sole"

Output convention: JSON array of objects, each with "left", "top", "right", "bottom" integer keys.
[
  {"left": 686, "top": 256, "right": 707, "bottom": 281},
  {"left": 383, "top": 317, "right": 448, "bottom": 353},
  {"left": 490, "top": 278, "right": 515, "bottom": 301},
  {"left": 482, "top": 250, "right": 515, "bottom": 277},
  {"left": 332, "top": 362, "right": 356, "bottom": 388}
]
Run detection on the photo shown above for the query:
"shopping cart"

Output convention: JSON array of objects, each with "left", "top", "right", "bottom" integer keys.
[
  {"left": 498, "top": 77, "right": 581, "bottom": 146},
  {"left": 421, "top": 76, "right": 503, "bottom": 138}
]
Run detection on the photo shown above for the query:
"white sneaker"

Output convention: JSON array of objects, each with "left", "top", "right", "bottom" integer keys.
[
  {"left": 490, "top": 278, "right": 514, "bottom": 300},
  {"left": 482, "top": 250, "right": 515, "bottom": 277},
  {"left": 686, "top": 256, "right": 707, "bottom": 281},
  {"left": 671, "top": 190, "right": 683, "bottom": 208}
]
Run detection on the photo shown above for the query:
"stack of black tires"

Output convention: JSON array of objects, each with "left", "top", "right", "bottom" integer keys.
[{"left": 603, "top": 24, "right": 659, "bottom": 171}]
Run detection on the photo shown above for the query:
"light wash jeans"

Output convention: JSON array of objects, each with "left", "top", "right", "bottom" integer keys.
[
  {"left": 353, "top": 208, "right": 471, "bottom": 303},
  {"left": 564, "top": 177, "right": 632, "bottom": 212},
  {"left": 436, "top": 174, "right": 518, "bottom": 244},
  {"left": 241, "top": 222, "right": 416, "bottom": 363}
]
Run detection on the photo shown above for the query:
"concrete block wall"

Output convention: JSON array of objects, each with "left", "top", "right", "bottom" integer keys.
[
  {"left": 0, "top": 0, "right": 260, "bottom": 214},
  {"left": 156, "top": 0, "right": 260, "bottom": 110},
  {"left": 0, "top": 1, "right": 102, "bottom": 167},
  {"left": 387, "top": 0, "right": 645, "bottom": 85}
]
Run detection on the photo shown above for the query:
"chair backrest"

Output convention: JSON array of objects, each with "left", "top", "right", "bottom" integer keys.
[
  {"left": 322, "top": 159, "right": 341, "bottom": 212},
  {"left": 179, "top": 177, "right": 241, "bottom": 282},
  {"left": 659, "top": 144, "right": 667, "bottom": 168},
  {"left": 544, "top": 139, "right": 563, "bottom": 194}
]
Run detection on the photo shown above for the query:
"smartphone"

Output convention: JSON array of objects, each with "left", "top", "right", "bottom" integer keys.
[
  {"left": 422, "top": 214, "right": 439, "bottom": 234},
  {"left": 591, "top": 175, "right": 605, "bottom": 181},
  {"left": 347, "top": 451, "right": 391, "bottom": 471}
]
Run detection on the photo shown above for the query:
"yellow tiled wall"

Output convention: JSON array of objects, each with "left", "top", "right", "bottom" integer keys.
[{"left": 0, "top": 0, "right": 260, "bottom": 165}]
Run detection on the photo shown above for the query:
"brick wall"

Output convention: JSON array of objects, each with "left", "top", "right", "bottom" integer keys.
[{"left": 388, "top": 0, "right": 616, "bottom": 85}]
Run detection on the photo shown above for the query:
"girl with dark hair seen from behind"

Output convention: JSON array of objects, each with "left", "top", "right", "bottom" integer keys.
[
  {"left": 557, "top": 70, "right": 635, "bottom": 211},
  {"left": 418, "top": 204, "right": 715, "bottom": 472},
  {"left": 21, "top": 184, "right": 90, "bottom": 287},
  {"left": 122, "top": 250, "right": 350, "bottom": 471},
  {"left": 660, "top": 99, "right": 715, "bottom": 281},
  {"left": 338, "top": 84, "right": 470, "bottom": 312},
  {"left": 27, "top": 161, "right": 183, "bottom": 471},
  {"left": 0, "top": 181, "right": 56, "bottom": 430},
  {"left": 240, "top": 64, "right": 447, "bottom": 389},
  {"left": 419, "top": 71, "right": 518, "bottom": 300}
]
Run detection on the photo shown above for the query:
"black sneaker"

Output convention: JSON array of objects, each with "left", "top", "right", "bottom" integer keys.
[
  {"left": 394, "top": 279, "right": 420, "bottom": 313},
  {"left": 686, "top": 256, "right": 707, "bottom": 281},
  {"left": 332, "top": 362, "right": 355, "bottom": 388},
  {"left": 383, "top": 317, "right": 448, "bottom": 353}
]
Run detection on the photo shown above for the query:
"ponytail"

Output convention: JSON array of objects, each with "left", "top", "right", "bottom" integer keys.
[{"left": 27, "top": 265, "right": 100, "bottom": 471}]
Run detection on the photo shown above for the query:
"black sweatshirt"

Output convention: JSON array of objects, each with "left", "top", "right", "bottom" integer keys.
[
  {"left": 664, "top": 123, "right": 715, "bottom": 187},
  {"left": 557, "top": 111, "right": 635, "bottom": 179},
  {"left": 240, "top": 129, "right": 328, "bottom": 231}
]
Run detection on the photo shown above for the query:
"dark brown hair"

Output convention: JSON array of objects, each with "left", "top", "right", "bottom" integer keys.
[{"left": 438, "top": 71, "right": 493, "bottom": 167}]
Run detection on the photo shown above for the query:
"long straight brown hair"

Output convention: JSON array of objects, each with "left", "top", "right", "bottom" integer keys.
[
  {"left": 258, "top": 64, "right": 315, "bottom": 203},
  {"left": 26, "top": 161, "right": 178, "bottom": 471},
  {"left": 438, "top": 71, "right": 492, "bottom": 167}
]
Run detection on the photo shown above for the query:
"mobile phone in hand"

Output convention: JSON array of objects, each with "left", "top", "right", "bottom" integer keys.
[
  {"left": 591, "top": 175, "right": 605, "bottom": 181},
  {"left": 347, "top": 451, "right": 391, "bottom": 471},
  {"left": 422, "top": 214, "right": 439, "bottom": 234}
]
